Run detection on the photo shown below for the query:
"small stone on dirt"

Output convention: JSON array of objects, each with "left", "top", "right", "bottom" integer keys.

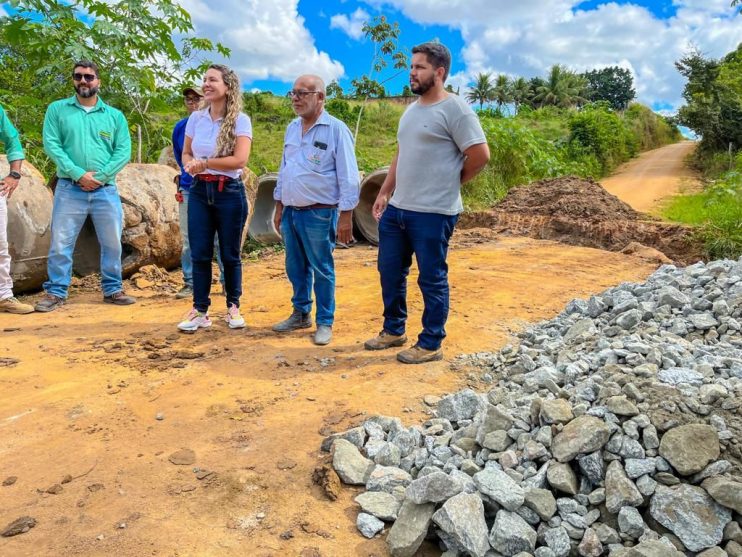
[
  {"left": 1, "top": 516, "right": 36, "bottom": 537},
  {"left": 312, "top": 466, "right": 341, "bottom": 501},
  {"left": 277, "top": 458, "right": 297, "bottom": 470},
  {"left": 46, "top": 484, "right": 63, "bottom": 494},
  {"left": 3, "top": 476, "right": 17, "bottom": 486},
  {"left": 168, "top": 448, "right": 196, "bottom": 466}
]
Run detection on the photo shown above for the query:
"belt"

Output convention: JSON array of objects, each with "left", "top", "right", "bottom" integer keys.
[
  {"left": 289, "top": 203, "right": 338, "bottom": 210},
  {"left": 194, "top": 174, "right": 240, "bottom": 192}
]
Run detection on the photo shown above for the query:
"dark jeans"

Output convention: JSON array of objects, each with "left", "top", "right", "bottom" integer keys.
[
  {"left": 187, "top": 177, "right": 247, "bottom": 312},
  {"left": 377, "top": 204, "right": 458, "bottom": 350}
]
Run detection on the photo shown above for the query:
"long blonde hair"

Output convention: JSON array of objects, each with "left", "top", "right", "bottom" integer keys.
[{"left": 206, "top": 64, "right": 243, "bottom": 157}]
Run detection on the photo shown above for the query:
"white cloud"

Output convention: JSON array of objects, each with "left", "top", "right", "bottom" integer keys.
[
  {"left": 365, "top": 0, "right": 742, "bottom": 109},
  {"left": 330, "top": 8, "right": 369, "bottom": 40},
  {"left": 179, "top": 0, "right": 345, "bottom": 85}
]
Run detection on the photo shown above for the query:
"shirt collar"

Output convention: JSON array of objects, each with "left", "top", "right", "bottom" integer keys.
[
  {"left": 66, "top": 95, "right": 106, "bottom": 112},
  {"left": 293, "top": 109, "right": 330, "bottom": 130}
]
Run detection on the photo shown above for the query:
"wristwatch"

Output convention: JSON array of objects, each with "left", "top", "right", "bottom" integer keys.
[{"left": 7, "top": 171, "right": 21, "bottom": 179}]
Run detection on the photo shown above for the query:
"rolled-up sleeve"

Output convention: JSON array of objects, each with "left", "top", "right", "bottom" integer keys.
[
  {"left": 0, "top": 106, "right": 24, "bottom": 162},
  {"left": 334, "top": 123, "right": 360, "bottom": 211}
]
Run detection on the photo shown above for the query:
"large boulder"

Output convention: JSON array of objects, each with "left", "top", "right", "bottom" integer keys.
[
  {"left": 1, "top": 156, "right": 53, "bottom": 292},
  {"left": 659, "top": 424, "right": 720, "bottom": 476}
]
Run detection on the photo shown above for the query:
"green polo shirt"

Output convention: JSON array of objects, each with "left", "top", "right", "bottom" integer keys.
[
  {"left": 0, "top": 104, "right": 25, "bottom": 162},
  {"left": 43, "top": 95, "right": 131, "bottom": 185}
]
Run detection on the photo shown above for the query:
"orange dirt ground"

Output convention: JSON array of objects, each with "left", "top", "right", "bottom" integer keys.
[{"left": 0, "top": 142, "right": 696, "bottom": 556}]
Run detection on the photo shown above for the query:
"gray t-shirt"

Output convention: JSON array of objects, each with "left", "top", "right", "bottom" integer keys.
[{"left": 390, "top": 94, "right": 486, "bottom": 215}]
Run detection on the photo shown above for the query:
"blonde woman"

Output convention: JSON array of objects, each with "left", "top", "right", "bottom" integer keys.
[{"left": 178, "top": 64, "right": 252, "bottom": 332}]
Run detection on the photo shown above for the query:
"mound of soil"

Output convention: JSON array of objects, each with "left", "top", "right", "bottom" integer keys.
[{"left": 496, "top": 176, "right": 640, "bottom": 222}]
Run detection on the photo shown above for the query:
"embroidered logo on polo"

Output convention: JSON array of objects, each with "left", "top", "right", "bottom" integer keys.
[{"left": 99, "top": 131, "right": 112, "bottom": 141}]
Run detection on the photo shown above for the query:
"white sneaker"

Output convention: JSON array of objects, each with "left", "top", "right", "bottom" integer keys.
[
  {"left": 178, "top": 309, "right": 212, "bottom": 332},
  {"left": 225, "top": 304, "right": 245, "bottom": 329}
]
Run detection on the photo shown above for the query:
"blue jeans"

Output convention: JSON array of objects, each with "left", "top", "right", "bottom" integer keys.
[
  {"left": 187, "top": 178, "right": 247, "bottom": 312},
  {"left": 44, "top": 178, "right": 124, "bottom": 298},
  {"left": 377, "top": 205, "right": 458, "bottom": 350},
  {"left": 281, "top": 206, "right": 338, "bottom": 326},
  {"left": 179, "top": 190, "right": 224, "bottom": 289}
]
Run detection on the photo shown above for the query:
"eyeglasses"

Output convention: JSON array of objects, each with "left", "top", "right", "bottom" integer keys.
[
  {"left": 184, "top": 96, "right": 201, "bottom": 104},
  {"left": 286, "top": 90, "right": 320, "bottom": 99},
  {"left": 73, "top": 73, "right": 97, "bottom": 82}
]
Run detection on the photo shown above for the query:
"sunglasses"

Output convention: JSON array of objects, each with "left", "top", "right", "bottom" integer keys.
[
  {"left": 286, "top": 90, "right": 320, "bottom": 99},
  {"left": 184, "top": 96, "right": 201, "bottom": 103},
  {"left": 73, "top": 73, "right": 97, "bottom": 82}
]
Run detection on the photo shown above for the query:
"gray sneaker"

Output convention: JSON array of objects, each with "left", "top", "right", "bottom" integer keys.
[
  {"left": 175, "top": 286, "right": 193, "bottom": 299},
  {"left": 313, "top": 325, "right": 332, "bottom": 346},
  {"left": 272, "top": 309, "right": 312, "bottom": 332},
  {"left": 34, "top": 293, "right": 65, "bottom": 313}
]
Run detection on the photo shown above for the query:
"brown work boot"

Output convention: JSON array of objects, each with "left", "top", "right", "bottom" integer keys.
[
  {"left": 0, "top": 296, "right": 34, "bottom": 314},
  {"left": 34, "top": 293, "right": 65, "bottom": 313},
  {"left": 103, "top": 291, "right": 137, "bottom": 305},
  {"left": 396, "top": 344, "right": 443, "bottom": 364},
  {"left": 364, "top": 330, "right": 407, "bottom": 351}
]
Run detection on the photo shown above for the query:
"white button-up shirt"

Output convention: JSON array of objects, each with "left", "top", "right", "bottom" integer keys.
[
  {"left": 274, "top": 110, "right": 360, "bottom": 211},
  {"left": 185, "top": 108, "right": 252, "bottom": 179}
]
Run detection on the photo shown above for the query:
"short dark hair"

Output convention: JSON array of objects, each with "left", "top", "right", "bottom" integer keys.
[
  {"left": 412, "top": 42, "right": 451, "bottom": 81},
  {"left": 72, "top": 60, "right": 99, "bottom": 78}
]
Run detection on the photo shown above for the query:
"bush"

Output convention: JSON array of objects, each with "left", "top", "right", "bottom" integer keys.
[
  {"left": 568, "top": 103, "right": 635, "bottom": 174},
  {"left": 663, "top": 152, "right": 742, "bottom": 258}
]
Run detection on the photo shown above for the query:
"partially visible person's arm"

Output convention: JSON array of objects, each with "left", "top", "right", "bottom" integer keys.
[
  {"left": 42, "top": 103, "right": 87, "bottom": 181},
  {"left": 460, "top": 142, "right": 490, "bottom": 184},
  {"left": 372, "top": 148, "right": 399, "bottom": 222},
  {"left": 0, "top": 106, "right": 24, "bottom": 198},
  {"left": 94, "top": 110, "right": 132, "bottom": 185},
  {"left": 335, "top": 124, "right": 360, "bottom": 244}
]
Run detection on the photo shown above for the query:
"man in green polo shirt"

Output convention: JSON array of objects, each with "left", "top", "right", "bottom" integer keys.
[
  {"left": 0, "top": 104, "right": 34, "bottom": 314},
  {"left": 35, "top": 60, "right": 135, "bottom": 312}
]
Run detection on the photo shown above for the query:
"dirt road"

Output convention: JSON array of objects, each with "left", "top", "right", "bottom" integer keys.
[
  {"left": 0, "top": 230, "right": 661, "bottom": 556},
  {"left": 601, "top": 140, "right": 699, "bottom": 213}
]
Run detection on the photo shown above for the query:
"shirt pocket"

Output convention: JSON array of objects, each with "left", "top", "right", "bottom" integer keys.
[{"left": 299, "top": 135, "right": 332, "bottom": 174}]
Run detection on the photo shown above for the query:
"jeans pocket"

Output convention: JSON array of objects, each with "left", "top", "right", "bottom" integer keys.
[{"left": 309, "top": 208, "right": 333, "bottom": 222}]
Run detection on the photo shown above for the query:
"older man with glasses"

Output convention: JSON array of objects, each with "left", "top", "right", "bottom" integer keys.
[
  {"left": 271, "top": 75, "right": 359, "bottom": 345},
  {"left": 35, "top": 60, "right": 134, "bottom": 312}
]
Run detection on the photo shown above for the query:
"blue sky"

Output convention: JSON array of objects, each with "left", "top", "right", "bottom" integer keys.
[
  {"left": 178, "top": 0, "right": 740, "bottom": 112},
  {"left": 2, "top": 0, "right": 740, "bottom": 111}
]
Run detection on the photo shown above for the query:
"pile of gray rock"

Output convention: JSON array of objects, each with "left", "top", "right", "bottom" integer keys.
[{"left": 326, "top": 259, "right": 742, "bottom": 556}]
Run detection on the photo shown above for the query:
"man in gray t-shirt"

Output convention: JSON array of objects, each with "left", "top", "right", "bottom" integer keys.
[{"left": 364, "top": 41, "right": 490, "bottom": 364}]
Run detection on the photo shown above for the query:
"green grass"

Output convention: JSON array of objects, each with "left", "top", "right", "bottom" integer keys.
[{"left": 662, "top": 167, "right": 742, "bottom": 259}]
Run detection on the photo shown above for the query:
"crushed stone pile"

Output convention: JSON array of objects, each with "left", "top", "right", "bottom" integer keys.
[
  {"left": 326, "top": 257, "right": 742, "bottom": 556},
  {"left": 127, "top": 264, "right": 181, "bottom": 292},
  {"left": 495, "top": 176, "right": 640, "bottom": 222}
]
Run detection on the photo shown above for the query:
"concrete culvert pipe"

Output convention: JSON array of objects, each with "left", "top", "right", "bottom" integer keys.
[
  {"left": 354, "top": 167, "right": 388, "bottom": 245},
  {"left": 248, "top": 172, "right": 281, "bottom": 244},
  {"left": 1, "top": 156, "right": 53, "bottom": 293}
]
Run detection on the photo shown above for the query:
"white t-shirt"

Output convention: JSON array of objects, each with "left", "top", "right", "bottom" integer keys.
[{"left": 185, "top": 108, "right": 252, "bottom": 178}]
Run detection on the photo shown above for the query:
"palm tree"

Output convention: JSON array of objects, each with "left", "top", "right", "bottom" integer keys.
[
  {"left": 491, "top": 74, "right": 513, "bottom": 112},
  {"left": 511, "top": 77, "right": 530, "bottom": 114},
  {"left": 535, "top": 65, "right": 588, "bottom": 108},
  {"left": 465, "top": 72, "right": 495, "bottom": 111}
]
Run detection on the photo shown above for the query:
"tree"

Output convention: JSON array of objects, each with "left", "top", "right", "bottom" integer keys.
[
  {"left": 465, "top": 72, "right": 495, "bottom": 110},
  {"left": 401, "top": 85, "right": 413, "bottom": 97},
  {"left": 676, "top": 45, "right": 742, "bottom": 151},
  {"left": 534, "top": 65, "right": 588, "bottom": 108},
  {"left": 0, "top": 0, "right": 226, "bottom": 171},
  {"left": 583, "top": 67, "right": 636, "bottom": 110},
  {"left": 492, "top": 74, "right": 513, "bottom": 112},
  {"left": 511, "top": 77, "right": 530, "bottom": 113},
  {"left": 351, "top": 15, "right": 408, "bottom": 142},
  {"left": 326, "top": 80, "right": 344, "bottom": 99}
]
